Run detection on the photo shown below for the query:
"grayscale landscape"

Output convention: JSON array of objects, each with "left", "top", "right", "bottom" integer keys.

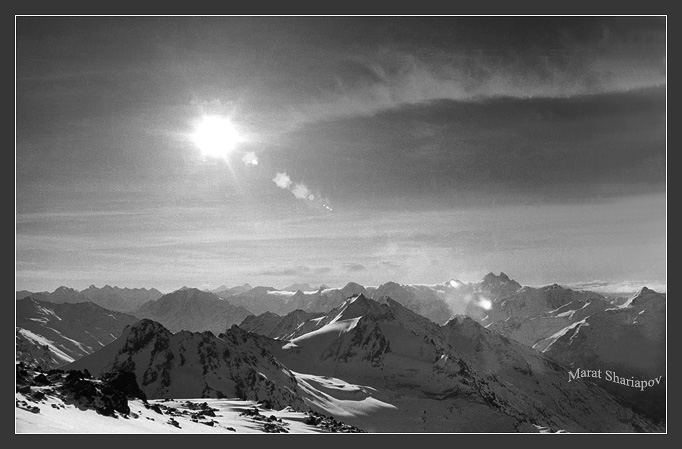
[{"left": 16, "top": 16, "right": 666, "bottom": 433}]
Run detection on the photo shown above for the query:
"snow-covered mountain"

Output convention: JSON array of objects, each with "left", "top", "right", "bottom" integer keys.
[
  {"left": 16, "top": 363, "right": 361, "bottom": 433},
  {"left": 214, "top": 282, "right": 359, "bottom": 316},
  {"left": 453, "top": 276, "right": 666, "bottom": 423},
  {"left": 239, "top": 310, "right": 325, "bottom": 340},
  {"left": 16, "top": 274, "right": 665, "bottom": 432},
  {"left": 217, "top": 281, "right": 457, "bottom": 324},
  {"left": 370, "top": 281, "right": 453, "bottom": 324},
  {"left": 217, "top": 274, "right": 526, "bottom": 325},
  {"left": 134, "top": 288, "right": 253, "bottom": 334},
  {"left": 542, "top": 287, "right": 666, "bottom": 422},
  {"left": 262, "top": 294, "right": 660, "bottom": 432},
  {"left": 16, "top": 285, "right": 163, "bottom": 313},
  {"left": 66, "top": 319, "right": 304, "bottom": 410},
  {"left": 482, "top": 283, "right": 612, "bottom": 348},
  {"left": 15, "top": 297, "right": 139, "bottom": 369}
]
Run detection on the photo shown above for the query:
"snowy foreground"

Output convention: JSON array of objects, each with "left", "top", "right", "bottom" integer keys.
[{"left": 16, "top": 393, "right": 355, "bottom": 434}]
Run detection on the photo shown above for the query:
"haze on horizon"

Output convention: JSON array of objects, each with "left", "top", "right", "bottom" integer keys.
[{"left": 16, "top": 16, "right": 666, "bottom": 294}]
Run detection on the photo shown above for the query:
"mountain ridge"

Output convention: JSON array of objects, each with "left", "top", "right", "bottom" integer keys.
[{"left": 133, "top": 288, "right": 253, "bottom": 335}]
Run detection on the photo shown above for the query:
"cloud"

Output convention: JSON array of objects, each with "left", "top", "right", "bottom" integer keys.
[
  {"left": 344, "top": 263, "right": 366, "bottom": 272},
  {"left": 285, "top": 86, "right": 665, "bottom": 206},
  {"left": 289, "top": 18, "right": 666, "bottom": 125},
  {"left": 257, "top": 265, "right": 332, "bottom": 277},
  {"left": 273, "top": 172, "right": 292, "bottom": 189},
  {"left": 565, "top": 280, "right": 667, "bottom": 295}
]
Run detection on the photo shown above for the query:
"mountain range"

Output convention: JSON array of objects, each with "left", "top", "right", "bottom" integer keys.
[
  {"left": 16, "top": 273, "right": 666, "bottom": 432},
  {"left": 17, "top": 285, "right": 163, "bottom": 313},
  {"left": 133, "top": 288, "right": 253, "bottom": 335},
  {"left": 542, "top": 287, "right": 666, "bottom": 422},
  {"left": 16, "top": 297, "right": 139, "bottom": 369},
  {"left": 266, "top": 294, "right": 660, "bottom": 432},
  {"left": 63, "top": 294, "right": 661, "bottom": 432}
]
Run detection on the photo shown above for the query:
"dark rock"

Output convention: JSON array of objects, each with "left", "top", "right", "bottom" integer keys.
[
  {"left": 262, "top": 422, "right": 288, "bottom": 433},
  {"left": 63, "top": 377, "right": 97, "bottom": 399},
  {"left": 102, "top": 371, "right": 147, "bottom": 401},
  {"left": 32, "top": 374, "right": 50, "bottom": 386},
  {"left": 32, "top": 391, "right": 45, "bottom": 401},
  {"left": 168, "top": 418, "right": 181, "bottom": 428},
  {"left": 65, "top": 370, "right": 86, "bottom": 383},
  {"left": 239, "top": 406, "right": 261, "bottom": 417}
]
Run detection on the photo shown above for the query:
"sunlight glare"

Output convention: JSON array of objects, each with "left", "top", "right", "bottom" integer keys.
[{"left": 192, "top": 115, "right": 242, "bottom": 160}]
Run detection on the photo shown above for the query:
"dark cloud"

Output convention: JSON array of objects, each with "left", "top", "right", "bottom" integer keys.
[{"left": 282, "top": 85, "right": 665, "bottom": 208}]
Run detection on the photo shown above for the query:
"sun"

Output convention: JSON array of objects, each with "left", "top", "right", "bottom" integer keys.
[{"left": 192, "top": 115, "right": 242, "bottom": 160}]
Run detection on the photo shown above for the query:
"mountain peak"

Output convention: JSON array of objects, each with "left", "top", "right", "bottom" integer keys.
[
  {"left": 127, "top": 318, "right": 170, "bottom": 335},
  {"left": 482, "top": 272, "right": 510, "bottom": 284},
  {"left": 120, "top": 319, "right": 173, "bottom": 352},
  {"left": 341, "top": 281, "right": 365, "bottom": 290},
  {"left": 380, "top": 281, "right": 402, "bottom": 289},
  {"left": 329, "top": 294, "right": 385, "bottom": 321},
  {"left": 627, "top": 286, "right": 665, "bottom": 308}
]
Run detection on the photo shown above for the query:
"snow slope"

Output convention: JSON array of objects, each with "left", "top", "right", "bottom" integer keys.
[
  {"left": 542, "top": 287, "right": 666, "bottom": 422},
  {"left": 15, "top": 297, "right": 139, "bottom": 369},
  {"left": 16, "top": 394, "right": 345, "bottom": 434},
  {"left": 265, "top": 295, "right": 662, "bottom": 433}
]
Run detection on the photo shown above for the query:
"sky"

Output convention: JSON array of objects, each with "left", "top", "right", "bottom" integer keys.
[{"left": 15, "top": 16, "right": 667, "bottom": 293}]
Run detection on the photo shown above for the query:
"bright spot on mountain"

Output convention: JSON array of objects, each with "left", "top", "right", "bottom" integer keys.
[
  {"left": 478, "top": 297, "right": 492, "bottom": 310},
  {"left": 449, "top": 280, "right": 463, "bottom": 289},
  {"left": 192, "top": 115, "right": 242, "bottom": 159}
]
